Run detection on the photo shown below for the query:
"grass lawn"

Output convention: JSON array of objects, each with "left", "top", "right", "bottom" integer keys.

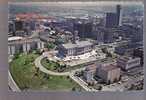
[
  {"left": 9, "top": 53, "right": 83, "bottom": 91},
  {"left": 41, "top": 58, "right": 85, "bottom": 72},
  {"left": 41, "top": 58, "right": 59, "bottom": 71}
]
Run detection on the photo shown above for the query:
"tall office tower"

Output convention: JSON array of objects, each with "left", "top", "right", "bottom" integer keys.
[
  {"left": 103, "top": 30, "right": 114, "bottom": 43},
  {"left": 73, "top": 21, "right": 93, "bottom": 39},
  {"left": 116, "top": 5, "right": 122, "bottom": 26},
  {"left": 105, "top": 5, "right": 122, "bottom": 28},
  {"left": 105, "top": 13, "right": 118, "bottom": 28}
]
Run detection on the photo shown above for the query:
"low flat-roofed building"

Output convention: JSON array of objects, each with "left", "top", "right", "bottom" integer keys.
[
  {"left": 117, "top": 56, "right": 141, "bottom": 70},
  {"left": 39, "top": 35, "right": 56, "bottom": 43},
  {"left": 8, "top": 37, "right": 44, "bottom": 55},
  {"left": 59, "top": 40, "right": 95, "bottom": 57},
  {"left": 97, "top": 64, "right": 121, "bottom": 84}
]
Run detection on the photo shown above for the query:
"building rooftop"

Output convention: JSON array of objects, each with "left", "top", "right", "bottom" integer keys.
[
  {"left": 8, "top": 36, "right": 23, "bottom": 41},
  {"left": 8, "top": 37, "right": 41, "bottom": 45},
  {"left": 101, "top": 64, "right": 119, "bottom": 71},
  {"left": 85, "top": 64, "right": 97, "bottom": 72},
  {"left": 62, "top": 41, "right": 93, "bottom": 49},
  {"left": 118, "top": 56, "right": 140, "bottom": 62}
]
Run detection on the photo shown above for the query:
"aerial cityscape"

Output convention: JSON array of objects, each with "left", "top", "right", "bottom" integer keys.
[{"left": 8, "top": 2, "right": 144, "bottom": 92}]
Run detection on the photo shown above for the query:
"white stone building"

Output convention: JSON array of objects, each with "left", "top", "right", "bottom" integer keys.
[{"left": 8, "top": 36, "right": 44, "bottom": 55}]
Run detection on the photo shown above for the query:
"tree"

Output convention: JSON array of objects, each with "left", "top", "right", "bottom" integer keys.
[
  {"left": 44, "top": 73, "right": 50, "bottom": 79},
  {"left": 13, "top": 52, "right": 20, "bottom": 59},
  {"left": 113, "top": 78, "right": 118, "bottom": 83},
  {"left": 96, "top": 86, "right": 102, "bottom": 90},
  {"left": 47, "top": 43, "right": 55, "bottom": 50},
  {"left": 34, "top": 67, "right": 40, "bottom": 77},
  {"left": 106, "top": 52, "right": 113, "bottom": 57},
  {"left": 101, "top": 47, "right": 108, "bottom": 53},
  {"left": 66, "top": 76, "right": 70, "bottom": 79},
  {"left": 107, "top": 80, "right": 111, "bottom": 85},
  {"left": 88, "top": 82, "right": 94, "bottom": 86},
  {"left": 72, "top": 87, "right": 76, "bottom": 91}
]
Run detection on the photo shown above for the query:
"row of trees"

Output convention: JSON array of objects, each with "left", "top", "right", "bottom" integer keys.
[{"left": 101, "top": 47, "right": 113, "bottom": 57}]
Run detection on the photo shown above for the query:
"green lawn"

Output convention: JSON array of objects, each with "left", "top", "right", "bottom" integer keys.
[
  {"left": 41, "top": 58, "right": 85, "bottom": 72},
  {"left": 41, "top": 58, "right": 60, "bottom": 71},
  {"left": 9, "top": 53, "right": 83, "bottom": 91}
]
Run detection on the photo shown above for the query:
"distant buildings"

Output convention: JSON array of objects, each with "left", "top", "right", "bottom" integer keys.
[
  {"left": 8, "top": 21, "right": 15, "bottom": 36},
  {"left": 95, "top": 28, "right": 114, "bottom": 43},
  {"left": 115, "top": 41, "right": 143, "bottom": 56},
  {"left": 73, "top": 21, "right": 93, "bottom": 39},
  {"left": 8, "top": 37, "right": 44, "bottom": 55},
  {"left": 8, "top": 19, "right": 36, "bottom": 37},
  {"left": 133, "top": 48, "right": 143, "bottom": 65},
  {"left": 105, "top": 5, "right": 122, "bottom": 28},
  {"left": 106, "top": 13, "right": 118, "bottom": 28},
  {"left": 117, "top": 56, "right": 141, "bottom": 70},
  {"left": 97, "top": 64, "right": 121, "bottom": 84}
]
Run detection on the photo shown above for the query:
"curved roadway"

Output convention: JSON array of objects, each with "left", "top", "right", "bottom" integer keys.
[
  {"left": 34, "top": 55, "right": 97, "bottom": 91},
  {"left": 34, "top": 55, "right": 70, "bottom": 76}
]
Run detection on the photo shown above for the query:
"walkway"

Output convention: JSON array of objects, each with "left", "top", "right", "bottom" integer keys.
[{"left": 8, "top": 71, "right": 21, "bottom": 92}]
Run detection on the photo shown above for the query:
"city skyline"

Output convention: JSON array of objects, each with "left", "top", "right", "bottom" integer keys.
[{"left": 8, "top": 2, "right": 144, "bottom": 92}]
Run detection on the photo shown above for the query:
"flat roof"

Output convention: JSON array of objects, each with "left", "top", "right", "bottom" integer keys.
[
  {"left": 8, "top": 36, "right": 23, "bottom": 41},
  {"left": 8, "top": 37, "right": 41, "bottom": 45},
  {"left": 101, "top": 64, "right": 119, "bottom": 71},
  {"left": 118, "top": 56, "right": 140, "bottom": 61},
  {"left": 62, "top": 41, "right": 93, "bottom": 49},
  {"left": 86, "top": 64, "right": 97, "bottom": 71}
]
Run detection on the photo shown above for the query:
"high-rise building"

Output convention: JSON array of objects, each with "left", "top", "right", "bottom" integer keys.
[
  {"left": 133, "top": 48, "right": 143, "bottom": 65},
  {"left": 93, "top": 27, "right": 114, "bottom": 44},
  {"left": 105, "top": 5, "right": 122, "bottom": 28},
  {"left": 117, "top": 5, "right": 122, "bottom": 26},
  {"left": 14, "top": 20, "right": 24, "bottom": 31},
  {"left": 73, "top": 21, "right": 93, "bottom": 38},
  {"left": 105, "top": 13, "right": 118, "bottom": 28}
]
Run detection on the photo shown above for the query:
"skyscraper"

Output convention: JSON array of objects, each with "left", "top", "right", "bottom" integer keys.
[
  {"left": 73, "top": 21, "right": 93, "bottom": 39},
  {"left": 105, "top": 5, "right": 122, "bottom": 28},
  {"left": 116, "top": 5, "right": 122, "bottom": 26}
]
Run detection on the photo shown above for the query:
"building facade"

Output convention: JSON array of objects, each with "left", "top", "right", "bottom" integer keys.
[
  {"left": 97, "top": 64, "right": 121, "bottom": 84},
  {"left": 58, "top": 41, "right": 95, "bottom": 57},
  {"left": 8, "top": 37, "right": 44, "bottom": 55},
  {"left": 83, "top": 64, "right": 97, "bottom": 83},
  {"left": 117, "top": 56, "right": 141, "bottom": 70},
  {"left": 73, "top": 21, "right": 93, "bottom": 39},
  {"left": 105, "top": 5, "right": 122, "bottom": 28}
]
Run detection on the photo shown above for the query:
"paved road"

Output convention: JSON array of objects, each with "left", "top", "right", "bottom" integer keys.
[
  {"left": 8, "top": 71, "right": 21, "bottom": 92},
  {"left": 8, "top": 56, "right": 21, "bottom": 92}
]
